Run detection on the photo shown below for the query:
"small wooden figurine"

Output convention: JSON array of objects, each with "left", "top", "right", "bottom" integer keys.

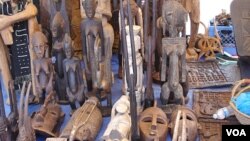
[
  {"left": 32, "top": 31, "right": 54, "bottom": 103},
  {"left": 60, "top": 97, "right": 102, "bottom": 141},
  {"left": 123, "top": 25, "right": 144, "bottom": 114},
  {"left": 51, "top": 11, "right": 68, "bottom": 103},
  {"left": 102, "top": 95, "right": 131, "bottom": 140},
  {"left": 63, "top": 34, "right": 85, "bottom": 112}
]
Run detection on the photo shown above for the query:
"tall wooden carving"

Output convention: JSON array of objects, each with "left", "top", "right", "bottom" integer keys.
[
  {"left": 63, "top": 34, "right": 85, "bottom": 112},
  {"left": 32, "top": 31, "right": 54, "bottom": 103},
  {"left": 81, "top": 0, "right": 112, "bottom": 115},
  {"left": 0, "top": 1, "right": 37, "bottom": 103},
  {"left": 120, "top": 0, "right": 139, "bottom": 139},
  {"left": 160, "top": 0, "right": 188, "bottom": 105}
]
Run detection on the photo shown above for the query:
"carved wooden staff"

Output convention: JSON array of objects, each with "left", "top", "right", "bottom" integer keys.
[
  {"left": 8, "top": 80, "right": 19, "bottom": 140},
  {"left": 144, "top": 0, "right": 157, "bottom": 108},
  {"left": 119, "top": 0, "right": 139, "bottom": 140},
  {"left": 0, "top": 71, "right": 10, "bottom": 141}
]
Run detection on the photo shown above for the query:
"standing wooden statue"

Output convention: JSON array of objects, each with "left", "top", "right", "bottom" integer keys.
[
  {"left": 80, "top": 0, "right": 114, "bottom": 101},
  {"left": 160, "top": 0, "right": 188, "bottom": 105},
  {"left": 32, "top": 31, "right": 54, "bottom": 103},
  {"left": 81, "top": 0, "right": 112, "bottom": 111},
  {"left": 0, "top": 0, "right": 37, "bottom": 103},
  {"left": 63, "top": 34, "right": 85, "bottom": 113},
  {"left": 51, "top": 11, "right": 68, "bottom": 104}
]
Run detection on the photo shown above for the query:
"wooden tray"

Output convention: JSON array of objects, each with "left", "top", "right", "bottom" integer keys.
[{"left": 187, "top": 61, "right": 232, "bottom": 88}]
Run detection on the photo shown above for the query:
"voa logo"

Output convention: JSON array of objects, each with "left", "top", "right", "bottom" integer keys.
[{"left": 226, "top": 129, "right": 246, "bottom": 136}]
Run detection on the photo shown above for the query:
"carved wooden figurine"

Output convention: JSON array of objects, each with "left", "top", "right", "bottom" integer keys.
[
  {"left": 60, "top": 97, "right": 102, "bottom": 141},
  {"left": 161, "top": 38, "right": 187, "bottom": 105},
  {"left": 170, "top": 106, "right": 199, "bottom": 141},
  {"left": 102, "top": 95, "right": 131, "bottom": 141},
  {"left": 63, "top": 34, "right": 85, "bottom": 112},
  {"left": 17, "top": 81, "right": 36, "bottom": 141},
  {"left": 51, "top": 11, "right": 68, "bottom": 104},
  {"left": 81, "top": 0, "right": 114, "bottom": 100},
  {"left": 139, "top": 102, "right": 168, "bottom": 141},
  {"left": 81, "top": 0, "right": 112, "bottom": 111},
  {"left": 31, "top": 90, "right": 65, "bottom": 137},
  {"left": 0, "top": 0, "right": 37, "bottom": 103},
  {"left": 32, "top": 31, "right": 54, "bottom": 103},
  {"left": 123, "top": 25, "right": 144, "bottom": 114}
]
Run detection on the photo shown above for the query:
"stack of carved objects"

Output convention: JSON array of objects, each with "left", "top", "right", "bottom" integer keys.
[{"left": 193, "top": 21, "right": 223, "bottom": 61}]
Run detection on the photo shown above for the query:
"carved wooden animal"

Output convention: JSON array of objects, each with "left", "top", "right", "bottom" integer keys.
[
  {"left": 161, "top": 0, "right": 188, "bottom": 37},
  {"left": 63, "top": 34, "right": 85, "bottom": 112},
  {"left": 102, "top": 95, "right": 131, "bottom": 140},
  {"left": 17, "top": 81, "right": 36, "bottom": 141},
  {"left": 60, "top": 97, "right": 102, "bottom": 141}
]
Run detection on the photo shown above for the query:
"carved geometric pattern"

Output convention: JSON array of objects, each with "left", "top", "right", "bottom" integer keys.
[{"left": 187, "top": 61, "right": 231, "bottom": 88}]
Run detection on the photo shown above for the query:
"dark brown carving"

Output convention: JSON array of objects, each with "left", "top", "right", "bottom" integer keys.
[
  {"left": 0, "top": 71, "right": 10, "bottom": 141},
  {"left": 170, "top": 106, "right": 199, "bottom": 141},
  {"left": 31, "top": 91, "right": 65, "bottom": 137},
  {"left": 144, "top": 0, "right": 157, "bottom": 109},
  {"left": 161, "top": 38, "right": 187, "bottom": 105},
  {"left": 32, "top": 31, "right": 54, "bottom": 103},
  {"left": 17, "top": 81, "right": 36, "bottom": 141},
  {"left": 8, "top": 80, "right": 18, "bottom": 140},
  {"left": 63, "top": 34, "right": 85, "bottom": 112},
  {"left": 81, "top": 0, "right": 112, "bottom": 116},
  {"left": 60, "top": 97, "right": 102, "bottom": 141},
  {"left": 161, "top": 0, "right": 188, "bottom": 38},
  {"left": 139, "top": 102, "right": 168, "bottom": 141},
  {"left": 119, "top": 0, "right": 139, "bottom": 139},
  {"left": 51, "top": 11, "right": 68, "bottom": 104}
]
